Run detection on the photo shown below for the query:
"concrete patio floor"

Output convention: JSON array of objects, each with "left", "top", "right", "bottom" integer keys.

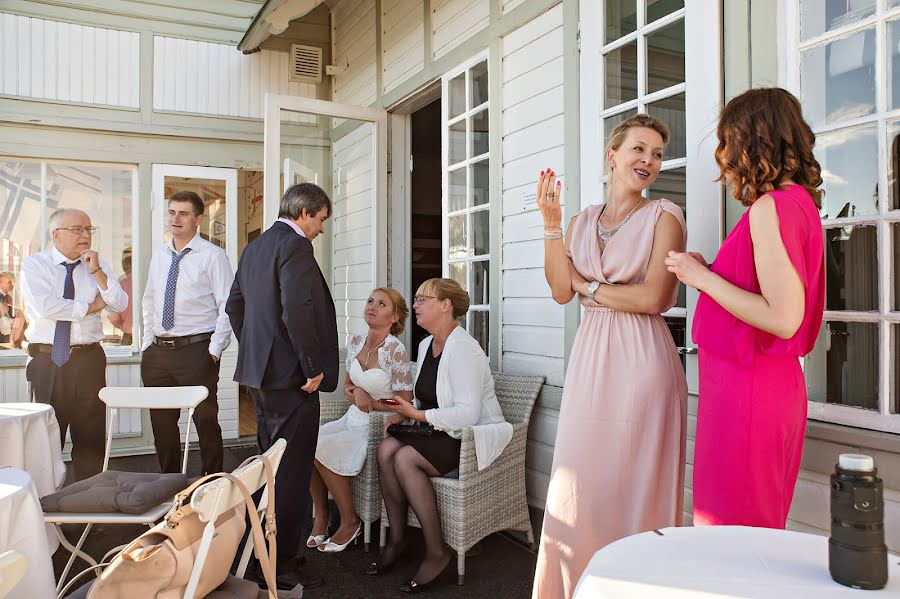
[{"left": 53, "top": 442, "right": 539, "bottom": 598}]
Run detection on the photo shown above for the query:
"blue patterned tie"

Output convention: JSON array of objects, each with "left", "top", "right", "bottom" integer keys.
[
  {"left": 51, "top": 261, "right": 80, "bottom": 367},
  {"left": 162, "top": 247, "right": 191, "bottom": 331}
]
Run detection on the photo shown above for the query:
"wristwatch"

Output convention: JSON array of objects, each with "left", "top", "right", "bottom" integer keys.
[{"left": 586, "top": 280, "right": 601, "bottom": 300}]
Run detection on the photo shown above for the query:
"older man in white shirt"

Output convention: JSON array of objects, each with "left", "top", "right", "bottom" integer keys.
[
  {"left": 21, "top": 209, "right": 128, "bottom": 480},
  {"left": 141, "top": 191, "right": 233, "bottom": 475}
]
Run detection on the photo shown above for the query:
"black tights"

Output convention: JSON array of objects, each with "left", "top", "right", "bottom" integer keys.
[{"left": 377, "top": 437, "right": 452, "bottom": 583}]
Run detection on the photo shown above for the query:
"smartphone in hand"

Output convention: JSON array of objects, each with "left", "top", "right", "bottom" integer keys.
[{"left": 379, "top": 398, "right": 400, "bottom": 405}]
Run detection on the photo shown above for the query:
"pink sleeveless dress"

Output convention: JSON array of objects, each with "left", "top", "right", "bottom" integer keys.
[
  {"left": 532, "top": 199, "right": 688, "bottom": 599},
  {"left": 691, "top": 185, "right": 825, "bottom": 528}
]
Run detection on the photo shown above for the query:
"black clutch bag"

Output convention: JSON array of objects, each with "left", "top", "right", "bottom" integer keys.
[{"left": 387, "top": 422, "right": 434, "bottom": 440}]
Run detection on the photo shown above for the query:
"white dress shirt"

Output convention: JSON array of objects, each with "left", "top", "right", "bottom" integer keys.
[
  {"left": 141, "top": 233, "right": 234, "bottom": 357},
  {"left": 276, "top": 217, "right": 306, "bottom": 237},
  {"left": 20, "top": 246, "right": 128, "bottom": 345}
]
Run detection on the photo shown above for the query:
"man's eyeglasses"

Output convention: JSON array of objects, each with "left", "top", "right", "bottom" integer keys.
[
  {"left": 413, "top": 295, "right": 436, "bottom": 305},
  {"left": 55, "top": 226, "right": 97, "bottom": 235}
]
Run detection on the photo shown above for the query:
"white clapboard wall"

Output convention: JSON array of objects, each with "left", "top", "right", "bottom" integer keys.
[
  {"left": 333, "top": 0, "right": 377, "bottom": 109},
  {"left": 381, "top": 0, "right": 424, "bottom": 94},
  {"left": 432, "top": 0, "right": 489, "bottom": 60},
  {"left": 500, "top": 4, "right": 566, "bottom": 508},
  {"left": 331, "top": 124, "right": 375, "bottom": 350},
  {"left": 153, "top": 37, "right": 316, "bottom": 122},
  {"left": 0, "top": 12, "right": 139, "bottom": 108}
]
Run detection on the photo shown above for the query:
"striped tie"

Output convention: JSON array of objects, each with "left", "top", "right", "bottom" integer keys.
[{"left": 51, "top": 261, "right": 80, "bottom": 367}]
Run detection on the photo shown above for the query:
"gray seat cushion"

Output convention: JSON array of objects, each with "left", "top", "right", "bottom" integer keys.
[
  {"left": 41, "top": 470, "right": 190, "bottom": 515},
  {"left": 65, "top": 575, "right": 264, "bottom": 598}
]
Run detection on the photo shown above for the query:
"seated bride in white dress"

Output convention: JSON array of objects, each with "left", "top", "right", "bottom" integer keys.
[{"left": 309, "top": 287, "right": 413, "bottom": 553}]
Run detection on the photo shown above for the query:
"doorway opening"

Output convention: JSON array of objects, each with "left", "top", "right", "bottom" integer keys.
[{"left": 409, "top": 99, "right": 442, "bottom": 361}]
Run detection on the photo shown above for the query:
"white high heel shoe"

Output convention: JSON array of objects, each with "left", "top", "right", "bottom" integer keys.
[
  {"left": 318, "top": 522, "right": 362, "bottom": 554},
  {"left": 306, "top": 532, "right": 328, "bottom": 548}
]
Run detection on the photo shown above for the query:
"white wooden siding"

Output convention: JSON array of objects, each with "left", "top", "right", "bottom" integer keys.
[
  {"left": 500, "top": 5, "right": 566, "bottom": 508},
  {"left": 381, "top": 0, "right": 424, "bottom": 94},
  {"left": 332, "top": 0, "right": 377, "bottom": 110},
  {"left": 332, "top": 124, "right": 374, "bottom": 349},
  {"left": 0, "top": 13, "right": 139, "bottom": 108},
  {"left": 432, "top": 0, "right": 489, "bottom": 60},
  {"left": 502, "top": 0, "right": 528, "bottom": 13},
  {"left": 153, "top": 37, "right": 316, "bottom": 121}
]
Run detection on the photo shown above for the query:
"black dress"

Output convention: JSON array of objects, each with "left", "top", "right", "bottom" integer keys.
[{"left": 398, "top": 341, "right": 461, "bottom": 474}]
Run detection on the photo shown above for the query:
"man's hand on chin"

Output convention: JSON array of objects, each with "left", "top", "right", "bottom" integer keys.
[{"left": 302, "top": 372, "right": 324, "bottom": 393}]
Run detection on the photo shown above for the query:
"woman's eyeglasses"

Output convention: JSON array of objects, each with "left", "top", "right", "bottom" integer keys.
[{"left": 413, "top": 295, "right": 436, "bottom": 305}]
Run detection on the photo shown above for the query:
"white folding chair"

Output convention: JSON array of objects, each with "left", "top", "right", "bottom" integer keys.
[
  {"left": 185, "top": 438, "right": 287, "bottom": 599},
  {"left": 0, "top": 551, "right": 26, "bottom": 599},
  {"left": 45, "top": 385, "right": 207, "bottom": 594}
]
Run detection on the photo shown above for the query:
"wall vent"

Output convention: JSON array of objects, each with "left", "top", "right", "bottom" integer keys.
[{"left": 289, "top": 44, "right": 322, "bottom": 84}]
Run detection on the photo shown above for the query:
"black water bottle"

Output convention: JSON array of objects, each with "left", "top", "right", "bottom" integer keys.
[{"left": 829, "top": 453, "right": 888, "bottom": 590}]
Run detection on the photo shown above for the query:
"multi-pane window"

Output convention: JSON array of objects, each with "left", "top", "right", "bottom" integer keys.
[
  {"left": 788, "top": 1, "right": 900, "bottom": 432},
  {"left": 601, "top": 0, "right": 687, "bottom": 352},
  {"left": 442, "top": 57, "right": 491, "bottom": 355},
  {"left": 0, "top": 158, "right": 136, "bottom": 355}
]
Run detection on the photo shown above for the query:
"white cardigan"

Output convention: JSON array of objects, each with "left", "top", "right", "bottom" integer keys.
[{"left": 415, "top": 326, "right": 512, "bottom": 470}]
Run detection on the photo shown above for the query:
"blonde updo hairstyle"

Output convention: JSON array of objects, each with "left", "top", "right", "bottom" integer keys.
[
  {"left": 416, "top": 278, "right": 470, "bottom": 319},
  {"left": 605, "top": 114, "right": 670, "bottom": 195},
  {"left": 372, "top": 287, "right": 409, "bottom": 336}
]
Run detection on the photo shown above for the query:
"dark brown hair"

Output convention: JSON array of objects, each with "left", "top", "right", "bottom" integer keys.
[
  {"left": 372, "top": 287, "right": 409, "bottom": 335},
  {"left": 715, "top": 88, "right": 823, "bottom": 208},
  {"left": 169, "top": 191, "right": 205, "bottom": 216}
]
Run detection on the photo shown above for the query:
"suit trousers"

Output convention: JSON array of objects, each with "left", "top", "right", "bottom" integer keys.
[
  {"left": 26, "top": 344, "right": 106, "bottom": 481},
  {"left": 250, "top": 386, "right": 320, "bottom": 562},
  {"left": 141, "top": 339, "right": 224, "bottom": 475}
]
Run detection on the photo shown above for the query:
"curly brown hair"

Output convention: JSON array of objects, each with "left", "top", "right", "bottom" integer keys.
[{"left": 715, "top": 88, "right": 823, "bottom": 208}]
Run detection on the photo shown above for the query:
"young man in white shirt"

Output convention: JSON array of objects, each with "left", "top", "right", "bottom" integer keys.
[
  {"left": 141, "top": 191, "right": 234, "bottom": 475},
  {"left": 21, "top": 209, "right": 128, "bottom": 480}
]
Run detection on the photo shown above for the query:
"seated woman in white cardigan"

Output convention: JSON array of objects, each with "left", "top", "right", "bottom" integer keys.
[
  {"left": 308, "top": 287, "right": 413, "bottom": 553},
  {"left": 369, "top": 277, "right": 511, "bottom": 594}
]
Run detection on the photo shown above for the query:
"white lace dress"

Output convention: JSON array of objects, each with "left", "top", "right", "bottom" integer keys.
[{"left": 315, "top": 333, "right": 413, "bottom": 476}]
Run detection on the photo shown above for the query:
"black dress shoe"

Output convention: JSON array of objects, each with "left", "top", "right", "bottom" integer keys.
[
  {"left": 247, "top": 561, "right": 325, "bottom": 591},
  {"left": 397, "top": 554, "right": 455, "bottom": 594}
]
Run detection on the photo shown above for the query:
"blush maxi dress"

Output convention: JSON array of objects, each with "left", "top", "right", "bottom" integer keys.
[{"left": 532, "top": 199, "right": 688, "bottom": 599}]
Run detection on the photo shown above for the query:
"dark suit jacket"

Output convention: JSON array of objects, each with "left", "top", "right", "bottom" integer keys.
[{"left": 226, "top": 221, "right": 339, "bottom": 392}]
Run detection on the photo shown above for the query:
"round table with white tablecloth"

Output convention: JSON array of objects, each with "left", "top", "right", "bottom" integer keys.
[
  {"left": 0, "top": 468, "right": 58, "bottom": 599},
  {"left": 0, "top": 402, "right": 67, "bottom": 498},
  {"left": 573, "top": 526, "right": 900, "bottom": 598}
]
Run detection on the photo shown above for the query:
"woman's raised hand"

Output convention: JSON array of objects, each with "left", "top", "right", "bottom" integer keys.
[
  {"left": 537, "top": 168, "right": 562, "bottom": 229},
  {"left": 665, "top": 251, "right": 712, "bottom": 291}
]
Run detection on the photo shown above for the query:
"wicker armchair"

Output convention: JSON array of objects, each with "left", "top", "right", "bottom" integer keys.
[
  {"left": 379, "top": 372, "right": 544, "bottom": 585},
  {"left": 318, "top": 394, "right": 387, "bottom": 551}
]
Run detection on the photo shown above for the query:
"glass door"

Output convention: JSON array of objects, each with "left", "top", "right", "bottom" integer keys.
[{"left": 263, "top": 93, "right": 388, "bottom": 352}]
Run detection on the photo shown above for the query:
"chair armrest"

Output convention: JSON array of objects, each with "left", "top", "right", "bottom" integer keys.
[
  {"left": 457, "top": 422, "right": 528, "bottom": 482},
  {"left": 320, "top": 395, "right": 351, "bottom": 425}
]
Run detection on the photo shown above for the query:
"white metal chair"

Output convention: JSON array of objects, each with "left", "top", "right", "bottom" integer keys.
[
  {"left": 0, "top": 551, "right": 26, "bottom": 599},
  {"left": 45, "top": 385, "right": 208, "bottom": 594},
  {"left": 58, "top": 439, "right": 288, "bottom": 599}
]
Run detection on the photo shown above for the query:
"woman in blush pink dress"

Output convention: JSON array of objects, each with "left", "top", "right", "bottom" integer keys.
[
  {"left": 666, "top": 88, "right": 825, "bottom": 529},
  {"left": 534, "top": 114, "right": 688, "bottom": 599}
]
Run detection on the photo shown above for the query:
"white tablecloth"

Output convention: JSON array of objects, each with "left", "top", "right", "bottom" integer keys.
[
  {"left": 574, "top": 526, "right": 900, "bottom": 598},
  {"left": 0, "top": 468, "right": 57, "bottom": 599},
  {"left": 0, "top": 403, "right": 67, "bottom": 498}
]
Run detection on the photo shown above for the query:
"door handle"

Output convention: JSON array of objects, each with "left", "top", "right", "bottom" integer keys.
[{"left": 676, "top": 347, "right": 697, "bottom": 355}]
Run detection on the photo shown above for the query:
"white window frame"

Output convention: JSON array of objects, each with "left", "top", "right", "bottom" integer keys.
[
  {"left": 579, "top": 1, "right": 724, "bottom": 387},
  {"left": 0, "top": 156, "right": 140, "bottom": 360},
  {"left": 441, "top": 52, "right": 492, "bottom": 355},
  {"left": 784, "top": 0, "right": 900, "bottom": 433}
]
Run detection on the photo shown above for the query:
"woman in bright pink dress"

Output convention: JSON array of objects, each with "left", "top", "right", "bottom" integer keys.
[{"left": 666, "top": 88, "right": 825, "bottom": 529}]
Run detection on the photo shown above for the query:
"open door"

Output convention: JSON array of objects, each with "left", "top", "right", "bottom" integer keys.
[{"left": 264, "top": 94, "right": 388, "bottom": 352}]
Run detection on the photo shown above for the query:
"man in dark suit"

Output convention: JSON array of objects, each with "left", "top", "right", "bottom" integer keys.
[{"left": 226, "top": 183, "right": 339, "bottom": 591}]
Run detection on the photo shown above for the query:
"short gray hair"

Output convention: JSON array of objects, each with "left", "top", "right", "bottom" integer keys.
[
  {"left": 278, "top": 183, "right": 332, "bottom": 220},
  {"left": 0, "top": 271, "right": 13, "bottom": 283},
  {"left": 48, "top": 208, "right": 88, "bottom": 232}
]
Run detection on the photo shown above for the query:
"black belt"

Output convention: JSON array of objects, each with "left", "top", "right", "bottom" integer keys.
[
  {"left": 153, "top": 332, "right": 213, "bottom": 350},
  {"left": 29, "top": 342, "right": 100, "bottom": 356}
]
